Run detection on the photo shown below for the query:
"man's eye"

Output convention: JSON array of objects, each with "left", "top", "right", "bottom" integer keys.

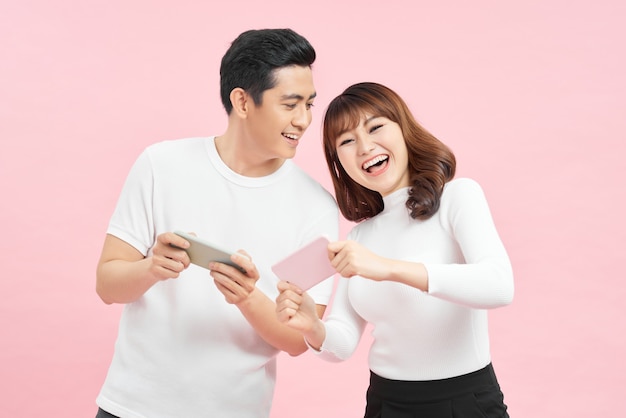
[
  {"left": 284, "top": 104, "right": 297, "bottom": 109},
  {"left": 306, "top": 102, "right": 315, "bottom": 109}
]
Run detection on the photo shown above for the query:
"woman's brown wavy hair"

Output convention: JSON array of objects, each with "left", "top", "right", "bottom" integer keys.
[{"left": 323, "top": 82, "right": 456, "bottom": 222}]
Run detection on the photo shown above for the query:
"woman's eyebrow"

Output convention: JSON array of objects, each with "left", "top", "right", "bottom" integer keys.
[{"left": 364, "top": 115, "right": 379, "bottom": 124}]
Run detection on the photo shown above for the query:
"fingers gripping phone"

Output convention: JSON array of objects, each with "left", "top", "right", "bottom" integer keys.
[
  {"left": 173, "top": 231, "right": 246, "bottom": 273},
  {"left": 271, "top": 236, "right": 336, "bottom": 290}
]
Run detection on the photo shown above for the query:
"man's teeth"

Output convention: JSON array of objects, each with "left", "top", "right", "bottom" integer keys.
[
  {"left": 283, "top": 133, "right": 298, "bottom": 140},
  {"left": 363, "top": 155, "right": 388, "bottom": 170}
]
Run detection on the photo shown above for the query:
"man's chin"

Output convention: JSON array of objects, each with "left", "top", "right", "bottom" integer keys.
[{"left": 281, "top": 147, "right": 298, "bottom": 160}]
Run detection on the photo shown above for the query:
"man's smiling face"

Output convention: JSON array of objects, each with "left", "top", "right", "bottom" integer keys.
[{"left": 245, "top": 65, "right": 316, "bottom": 161}]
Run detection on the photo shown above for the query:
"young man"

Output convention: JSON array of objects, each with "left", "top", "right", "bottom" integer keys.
[{"left": 95, "top": 29, "right": 338, "bottom": 418}]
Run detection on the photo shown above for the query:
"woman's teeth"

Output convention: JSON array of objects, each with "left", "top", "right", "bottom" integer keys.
[{"left": 362, "top": 155, "right": 388, "bottom": 171}]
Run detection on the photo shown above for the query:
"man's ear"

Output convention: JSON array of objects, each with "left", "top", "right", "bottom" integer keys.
[{"left": 230, "top": 88, "right": 249, "bottom": 118}]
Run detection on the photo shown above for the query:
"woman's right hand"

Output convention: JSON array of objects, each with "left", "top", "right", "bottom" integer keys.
[{"left": 275, "top": 281, "right": 326, "bottom": 350}]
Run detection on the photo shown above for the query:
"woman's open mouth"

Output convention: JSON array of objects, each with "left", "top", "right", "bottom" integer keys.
[{"left": 362, "top": 155, "right": 389, "bottom": 173}]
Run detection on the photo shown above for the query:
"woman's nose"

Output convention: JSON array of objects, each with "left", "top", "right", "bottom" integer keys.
[{"left": 357, "top": 136, "right": 375, "bottom": 155}]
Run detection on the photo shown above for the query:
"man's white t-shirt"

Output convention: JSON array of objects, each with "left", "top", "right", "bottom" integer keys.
[{"left": 96, "top": 137, "right": 338, "bottom": 418}]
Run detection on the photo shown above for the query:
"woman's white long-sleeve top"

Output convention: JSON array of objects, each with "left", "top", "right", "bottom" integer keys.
[{"left": 318, "top": 178, "right": 514, "bottom": 380}]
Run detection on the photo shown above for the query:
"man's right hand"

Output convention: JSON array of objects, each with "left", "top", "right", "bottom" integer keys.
[{"left": 95, "top": 232, "right": 191, "bottom": 304}]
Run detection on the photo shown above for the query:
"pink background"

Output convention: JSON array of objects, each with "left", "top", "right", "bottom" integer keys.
[{"left": 1, "top": 1, "right": 624, "bottom": 416}]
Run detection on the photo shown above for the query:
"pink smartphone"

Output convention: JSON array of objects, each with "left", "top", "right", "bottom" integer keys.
[{"left": 271, "top": 236, "right": 336, "bottom": 290}]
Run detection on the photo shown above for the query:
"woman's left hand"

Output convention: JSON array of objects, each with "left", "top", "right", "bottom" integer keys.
[{"left": 328, "top": 240, "right": 390, "bottom": 281}]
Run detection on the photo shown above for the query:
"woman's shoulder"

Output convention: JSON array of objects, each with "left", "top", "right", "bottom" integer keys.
[
  {"left": 444, "top": 177, "right": 484, "bottom": 195},
  {"left": 441, "top": 177, "right": 488, "bottom": 210}
]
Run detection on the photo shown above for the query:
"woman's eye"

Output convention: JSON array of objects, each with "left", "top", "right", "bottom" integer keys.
[
  {"left": 338, "top": 138, "right": 353, "bottom": 146},
  {"left": 370, "top": 124, "right": 383, "bottom": 133}
]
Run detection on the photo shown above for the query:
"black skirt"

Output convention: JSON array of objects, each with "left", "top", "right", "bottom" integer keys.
[{"left": 364, "top": 363, "right": 509, "bottom": 418}]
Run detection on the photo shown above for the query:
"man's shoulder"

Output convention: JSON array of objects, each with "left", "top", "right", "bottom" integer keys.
[
  {"left": 141, "top": 137, "right": 212, "bottom": 166},
  {"left": 288, "top": 165, "right": 333, "bottom": 196},
  {"left": 145, "top": 137, "right": 210, "bottom": 154}
]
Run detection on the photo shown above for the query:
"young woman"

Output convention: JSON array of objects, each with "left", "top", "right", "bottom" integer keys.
[{"left": 276, "top": 82, "right": 514, "bottom": 417}]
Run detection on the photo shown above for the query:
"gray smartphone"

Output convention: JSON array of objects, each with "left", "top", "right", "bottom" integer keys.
[{"left": 173, "top": 231, "right": 246, "bottom": 273}]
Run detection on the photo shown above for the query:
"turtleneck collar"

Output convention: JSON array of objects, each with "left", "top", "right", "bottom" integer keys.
[{"left": 381, "top": 187, "right": 411, "bottom": 214}]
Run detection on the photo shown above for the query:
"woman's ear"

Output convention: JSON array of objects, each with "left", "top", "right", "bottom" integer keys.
[{"left": 229, "top": 88, "right": 249, "bottom": 119}]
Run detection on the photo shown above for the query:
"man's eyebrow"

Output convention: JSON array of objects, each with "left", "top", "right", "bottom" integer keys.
[{"left": 280, "top": 92, "right": 317, "bottom": 101}]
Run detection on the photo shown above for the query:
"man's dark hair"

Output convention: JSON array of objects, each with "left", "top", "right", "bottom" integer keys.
[{"left": 219, "top": 28, "right": 316, "bottom": 114}]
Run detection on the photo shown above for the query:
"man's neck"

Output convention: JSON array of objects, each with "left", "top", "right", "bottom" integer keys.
[{"left": 214, "top": 133, "right": 285, "bottom": 177}]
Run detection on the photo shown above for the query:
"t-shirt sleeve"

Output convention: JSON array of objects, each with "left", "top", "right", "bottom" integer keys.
[
  {"left": 107, "top": 148, "right": 156, "bottom": 256},
  {"left": 425, "top": 178, "right": 514, "bottom": 309}
]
